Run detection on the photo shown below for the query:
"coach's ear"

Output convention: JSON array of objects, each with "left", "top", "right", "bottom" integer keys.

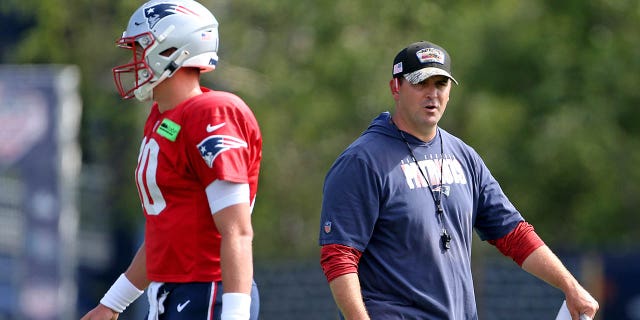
[{"left": 389, "top": 78, "right": 400, "bottom": 97}]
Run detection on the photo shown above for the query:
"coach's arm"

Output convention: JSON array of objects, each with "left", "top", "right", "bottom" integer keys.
[
  {"left": 488, "top": 221, "right": 599, "bottom": 319},
  {"left": 329, "top": 273, "right": 370, "bottom": 320},
  {"left": 522, "top": 245, "right": 599, "bottom": 320},
  {"left": 321, "top": 243, "right": 370, "bottom": 320}
]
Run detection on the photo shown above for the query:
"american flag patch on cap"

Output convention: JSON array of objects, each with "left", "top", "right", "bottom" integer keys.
[{"left": 393, "top": 62, "right": 403, "bottom": 75}]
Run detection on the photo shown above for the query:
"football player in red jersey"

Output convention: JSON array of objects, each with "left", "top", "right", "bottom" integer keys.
[{"left": 81, "top": 1, "right": 262, "bottom": 319}]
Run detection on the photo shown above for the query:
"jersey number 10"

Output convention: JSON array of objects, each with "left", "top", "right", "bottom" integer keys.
[{"left": 136, "top": 138, "right": 167, "bottom": 215}]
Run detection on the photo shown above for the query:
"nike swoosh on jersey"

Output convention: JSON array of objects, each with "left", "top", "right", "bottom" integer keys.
[
  {"left": 206, "top": 123, "right": 226, "bottom": 133},
  {"left": 177, "top": 300, "right": 191, "bottom": 312}
]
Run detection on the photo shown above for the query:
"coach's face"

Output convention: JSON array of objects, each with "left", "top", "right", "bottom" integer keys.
[{"left": 391, "top": 75, "right": 452, "bottom": 141}]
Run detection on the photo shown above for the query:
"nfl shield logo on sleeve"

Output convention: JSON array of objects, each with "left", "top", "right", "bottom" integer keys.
[{"left": 323, "top": 221, "right": 332, "bottom": 234}]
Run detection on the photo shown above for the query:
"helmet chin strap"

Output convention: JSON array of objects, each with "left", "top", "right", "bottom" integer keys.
[{"left": 134, "top": 50, "right": 191, "bottom": 102}]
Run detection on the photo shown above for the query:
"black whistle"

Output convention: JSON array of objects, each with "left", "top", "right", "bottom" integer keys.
[{"left": 441, "top": 230, "right": 451, "bottom": 250}]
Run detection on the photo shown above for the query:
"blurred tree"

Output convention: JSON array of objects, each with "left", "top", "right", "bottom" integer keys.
[
  {"left": 444, "top": 0, "right": 640, "bottom": 248},
  {"left": 2, "top": 0, "right": 639, "bottom": 261}
]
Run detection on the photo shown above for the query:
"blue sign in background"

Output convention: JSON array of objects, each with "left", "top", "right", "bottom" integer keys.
[{"left": 0, "top": 65, "right": 81, "bottom": 320}]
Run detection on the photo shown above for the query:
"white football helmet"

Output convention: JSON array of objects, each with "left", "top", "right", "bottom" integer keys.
[{"left": 112, "top": 0, "right": 219, "bottom": 101}]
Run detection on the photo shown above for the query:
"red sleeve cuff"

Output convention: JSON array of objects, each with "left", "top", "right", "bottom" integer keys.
[
  {"left": 488, "top": 221, "right": 545, "bottom": 266},
  {"left": 320, "top": 244, "right": 362, "bottom": 282}
]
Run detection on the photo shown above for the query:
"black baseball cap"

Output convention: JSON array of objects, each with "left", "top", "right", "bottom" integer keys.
[{"left": 392, "top": 41, "right": 458, "bottom": 85}]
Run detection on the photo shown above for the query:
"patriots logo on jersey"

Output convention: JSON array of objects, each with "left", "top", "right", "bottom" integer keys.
[
  {"left": 197, "top": 135, "right": 247, "bottom": 168},
  {"left": 144, "top": 3, "right": 199, "bottom": 29}
]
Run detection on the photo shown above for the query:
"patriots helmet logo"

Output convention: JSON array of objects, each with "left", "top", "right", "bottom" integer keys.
[
  {"left": 197, "top": 135, "right": 247, "bottom": 168},
  {"left": 144, "top": 3, "right": 199, "bottom": 29}
]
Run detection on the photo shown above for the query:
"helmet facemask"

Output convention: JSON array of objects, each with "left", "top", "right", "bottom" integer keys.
[{"left": 113, "top": 32, "right": 158, "bottom": 101}]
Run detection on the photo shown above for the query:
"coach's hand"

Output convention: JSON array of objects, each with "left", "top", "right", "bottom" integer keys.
[
  {"left": 565, "top": 283, "right": 599, "bottom": 320},
  {"left": 80, "top": 304, "right": 119, "bottom": 320}
]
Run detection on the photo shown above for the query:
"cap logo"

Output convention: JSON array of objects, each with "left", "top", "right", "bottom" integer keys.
[{"left": 416, "top": 48, "right": 445, "bottom": 65}]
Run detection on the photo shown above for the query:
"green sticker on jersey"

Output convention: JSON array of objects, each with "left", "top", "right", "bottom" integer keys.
[{"left": 157, "top": 118, "right": 181, "bottom": 142}]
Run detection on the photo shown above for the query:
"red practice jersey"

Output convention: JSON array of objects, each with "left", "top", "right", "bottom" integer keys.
[{"left": 135, "top": 87, "right": 262, "bottom": 283}]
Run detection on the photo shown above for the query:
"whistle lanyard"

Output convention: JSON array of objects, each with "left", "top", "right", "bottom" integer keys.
[{"left": 393, "top": 122, "right": 452, "bottom": 250}]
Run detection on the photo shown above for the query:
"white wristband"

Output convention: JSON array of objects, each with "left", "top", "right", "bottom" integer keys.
[
  {"left": 99, "top": 273, "right": 144, "bottom": 313},
  {"left": 221, "top": 293, "right": 252, "bottom": 320}
]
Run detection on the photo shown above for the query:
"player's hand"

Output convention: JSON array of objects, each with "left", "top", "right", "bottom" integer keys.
[
  {"left": 565, "top": 284, "right": 599, "bottom": 320},
  {"left": 80, "top": 304, "right": 119, "bottom": 320}
]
